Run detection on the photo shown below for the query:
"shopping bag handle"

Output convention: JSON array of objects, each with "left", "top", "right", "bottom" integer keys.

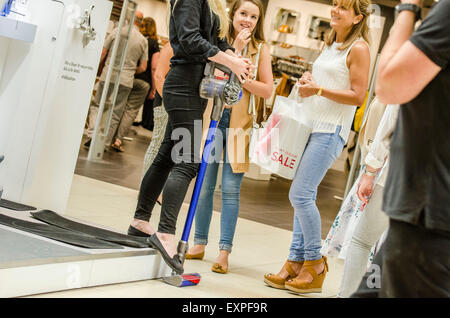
[
  {"left": 288, "top": 81, "right": 302, "bottom": 103},
  {"left": 248, "top": 43, "right": 264, "bottom": 128}
]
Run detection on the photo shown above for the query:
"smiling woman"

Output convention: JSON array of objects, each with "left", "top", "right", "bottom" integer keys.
[
  {"left": 264, "top": 0, "right": 372, "bottom": 296},
  {"left": 185, "top": 0, "right": 273, "bottom": 275},
  {"left": 326, "top": 0, "right": 371, "bottom": 50},
  {"left": 227, "top": 0, "right": 266, "bottom": 52}
]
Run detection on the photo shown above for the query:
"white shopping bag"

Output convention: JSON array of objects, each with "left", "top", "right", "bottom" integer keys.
[{"left": 250, "top": 86, "right": 312, "bottom": 180}]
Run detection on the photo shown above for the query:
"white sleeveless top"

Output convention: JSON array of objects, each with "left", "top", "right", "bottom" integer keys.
[{"left": 302, "top": 39, "right": 369, "bottom": 143}]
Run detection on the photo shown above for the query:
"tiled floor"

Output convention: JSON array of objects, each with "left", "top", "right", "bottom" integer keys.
[
  {"left": 28, "top": 175, "right": 345, "bottom": 298},
  {"left": 25, "top": 125, "right": 355, "bottom": 297}
]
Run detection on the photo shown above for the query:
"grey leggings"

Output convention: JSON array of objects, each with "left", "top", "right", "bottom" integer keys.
[
  {"left": 142, "top": 104, "right": 169, "bottom": 176},
  {"left": 338, "top": 184, "right": 389, "bottom": 298}
]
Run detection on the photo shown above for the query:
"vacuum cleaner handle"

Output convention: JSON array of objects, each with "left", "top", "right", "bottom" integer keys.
[
  {"left": 212, "top": 63, "right": 233, "bottom": 77},
  {"left": 210, "top": 95, "right": 224, "bottom": 122},
  {"left": 204, "top": 62, "right": 232, "bottom": 77}
]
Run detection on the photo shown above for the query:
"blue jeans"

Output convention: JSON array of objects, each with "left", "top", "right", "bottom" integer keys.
[
  {"left": 288, "top": 126, "right": 345, "bottom": 261},
  {"left": 193, "top": 109, "right": 244, "bottom": 253}
]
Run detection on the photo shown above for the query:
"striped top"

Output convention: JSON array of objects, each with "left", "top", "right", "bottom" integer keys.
[{"left": 302, "top": 39, "right": 369, "bottom": 142}]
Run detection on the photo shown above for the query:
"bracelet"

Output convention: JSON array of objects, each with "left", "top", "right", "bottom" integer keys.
[
  {"left": 363, "top": 167, "right": 377, "bottom": 177},
  {"left": 317, "top": 87, "right": 323, "bottom": 96}
]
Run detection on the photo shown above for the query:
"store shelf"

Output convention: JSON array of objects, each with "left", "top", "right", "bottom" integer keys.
[
  {"left": 0, "top": 16, "right": 37, "bottom": 43},
  {"left": 272, "top": 54, "right": 313, "bottom": 67}
]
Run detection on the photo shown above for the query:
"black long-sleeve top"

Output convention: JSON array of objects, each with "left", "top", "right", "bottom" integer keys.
[{"left": 169, "top": 0, "right": 234, "bottom": 66}]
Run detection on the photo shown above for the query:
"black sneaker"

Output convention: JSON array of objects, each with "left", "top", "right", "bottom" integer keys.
[{"left": 83, "top": 139, "right": 91, "bottom": 149}]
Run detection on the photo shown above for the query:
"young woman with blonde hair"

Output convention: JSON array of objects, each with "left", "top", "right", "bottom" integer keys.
[
  {"left": 127, "top": 0, "right": 255, "bottom": 274},
  {"left": 185, "top": 0, "right": 273, "bottom": 274},
  {"left": 264, "top": 0, "right": 372, "bottom": 294}
]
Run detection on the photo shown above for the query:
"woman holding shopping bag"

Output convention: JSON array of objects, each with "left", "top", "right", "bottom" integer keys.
[
  {"left": 264, "top": 0, "right": 372, "bottom": 294},
  {"left": 185, "top": 0, "right": 273, "bottom": 274}
]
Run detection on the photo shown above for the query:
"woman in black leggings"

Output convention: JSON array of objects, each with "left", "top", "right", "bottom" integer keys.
[{"left": 127, "top": 0, "right": 254, "bottom": 274}]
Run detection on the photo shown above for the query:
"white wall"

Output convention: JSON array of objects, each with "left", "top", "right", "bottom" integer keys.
[
  {"left": 134, "top": 0, "right": 169, "bottom": 38},
  {"left": 0, "top": 0, "right": 112, "bottom": 212}
]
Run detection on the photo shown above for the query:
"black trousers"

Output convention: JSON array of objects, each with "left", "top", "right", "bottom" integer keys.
[
  {"left": 142, "top": 96, "right": 155, "bottom": 131},
  {"left": 351, "top": 214, "right": 450, "bottom": 298},
  {"left": 134, "top": 64, "right": 207, "bottom": 234}
]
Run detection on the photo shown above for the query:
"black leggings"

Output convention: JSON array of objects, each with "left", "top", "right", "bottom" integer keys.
[{"left": 134, "top": 64, "right": 207, "bottom": 234}]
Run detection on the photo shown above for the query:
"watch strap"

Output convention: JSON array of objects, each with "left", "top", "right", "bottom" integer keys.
[{"left": 395, "top": 3, "right": 421, "bottom": 21}]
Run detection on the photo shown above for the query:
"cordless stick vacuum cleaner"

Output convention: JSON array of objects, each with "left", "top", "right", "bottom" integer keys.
[{"left": 162, "top": 62, "right": 243, "bottom": 287}]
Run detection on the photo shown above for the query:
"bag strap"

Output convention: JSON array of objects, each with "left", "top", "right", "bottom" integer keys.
[
  {"left": 248, "top": 42, "right": 264, "bottom": 127},
  {"left": 288, "top": 81, "right": 302, "bottom": 102}
]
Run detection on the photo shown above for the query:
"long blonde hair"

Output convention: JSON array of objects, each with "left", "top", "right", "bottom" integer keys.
[
  {"left": 325, "top": 0, "right": 371, "bottom": 50},
  {"left": 169, "top": 0, "right": 229, "bottom": 39},
  {"left": 208, "top": 0, "right": 229, "bottom": 39}
]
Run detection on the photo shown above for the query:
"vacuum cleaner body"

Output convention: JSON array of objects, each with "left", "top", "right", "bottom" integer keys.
[{"left": 199, "top": 62, "right": 243, "bottom": 112}]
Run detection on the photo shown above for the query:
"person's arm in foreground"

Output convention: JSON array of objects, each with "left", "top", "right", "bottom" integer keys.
[{"left": 375, "top": 0, "right": 445, "bottom": 104}]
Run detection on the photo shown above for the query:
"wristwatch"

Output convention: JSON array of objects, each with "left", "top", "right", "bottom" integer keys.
[
  {"left": 395, "top": 3, "right": 421, "bottom": 22},
  {"left": 363, "top": 167, "right": 377, "bottom": 177}
]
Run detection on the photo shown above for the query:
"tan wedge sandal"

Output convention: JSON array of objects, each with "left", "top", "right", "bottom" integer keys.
[
  {"left": 285, "top": 256, "right": 329, "bottom": 294},
  {"left": 264, "top": 260, "right": 304, "bottom": 290}
]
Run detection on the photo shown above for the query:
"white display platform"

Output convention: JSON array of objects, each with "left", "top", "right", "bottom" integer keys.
[
  {"left": 0, "top": 209, "right": 171, "bottom": 298},
  {"left": 0, "top": 16, "right": 37, "bottom": 42}
]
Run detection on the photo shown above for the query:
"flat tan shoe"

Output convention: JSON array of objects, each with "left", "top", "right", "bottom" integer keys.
[
  {"left": 211, "top": 263, "right": 228, "bottom": 274},
  {"left": 185, "top": 251, "right": 205, "bottom": 260}
]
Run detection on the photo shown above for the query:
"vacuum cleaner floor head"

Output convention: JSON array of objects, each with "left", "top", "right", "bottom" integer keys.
[{"left": 162, "top": 273, "right": 201, "bottom": 287}]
